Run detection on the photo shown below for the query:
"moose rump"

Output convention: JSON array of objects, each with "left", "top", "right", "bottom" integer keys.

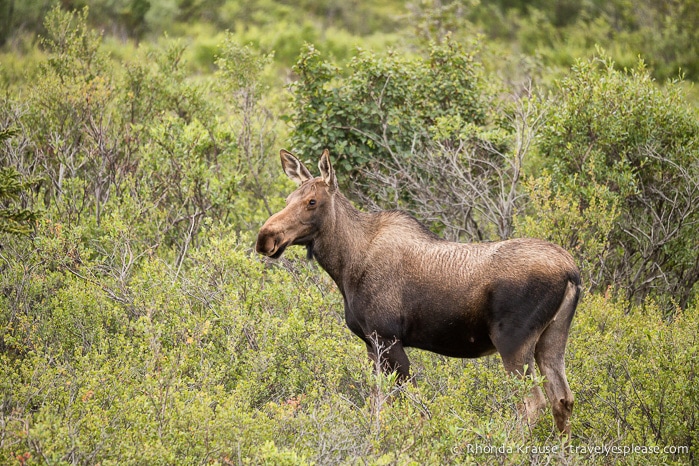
[{"left": 256, "top": 149, "right": 582, "bottom": 436}]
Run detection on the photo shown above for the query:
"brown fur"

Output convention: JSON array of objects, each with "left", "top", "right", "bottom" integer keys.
[{"left": 256, "top": 150, "right": 581, "bottom": 436}]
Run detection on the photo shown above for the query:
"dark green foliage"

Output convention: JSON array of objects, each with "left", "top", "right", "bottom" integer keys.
[
  {"left": 0, "top": 165, "right": 40, "bottom": 235},
  {"left": 5, "top": 0, "right": 699, "bottom": 81},
  {"left": 0, "top": 0, "right": 13, "bottom": 47},
  {"left": 466, "top": 0, "right": 699, "bottom": 81},
  {"left": 0, "top": 127, "right": 40, "bottom": 235},
  {"left": 290, "top": 39, "right": 489, "bottom": 176}
]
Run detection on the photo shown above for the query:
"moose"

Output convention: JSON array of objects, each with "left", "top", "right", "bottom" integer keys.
[{"left": 256, "top": 149, "right": 581, "bottom": 435}]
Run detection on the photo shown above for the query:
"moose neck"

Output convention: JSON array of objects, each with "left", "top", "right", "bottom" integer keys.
[{"left": 310, "top": 192, "right": 372, "bottom": 289}]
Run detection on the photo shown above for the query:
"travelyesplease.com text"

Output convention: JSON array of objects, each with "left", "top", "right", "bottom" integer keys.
[{"left": 459, "top": 443, "right": 689, "bottom": 457}]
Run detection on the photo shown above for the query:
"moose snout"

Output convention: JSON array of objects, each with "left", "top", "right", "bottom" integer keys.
[{"left": 256, "top": 227, "right": 283, "bottom": 257}]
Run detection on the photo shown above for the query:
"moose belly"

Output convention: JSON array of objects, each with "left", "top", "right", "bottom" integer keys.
[
  {"left": 403, "top": 316, "right": 496, "bottom": 358},
  {"left": 399, "top": 287, "right": 497, "bottom": 358}
]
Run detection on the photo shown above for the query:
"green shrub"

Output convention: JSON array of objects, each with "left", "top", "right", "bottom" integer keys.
[
  {"left": 0, "top": 161, "right": 41, "bottom": 235},
  {"left": 569, "top": 294, "right": 698, "bottom": 463},
  {"left": 539, "top": 52, "right": 699, "bottom": 309},
  {"left": 288, "top": 37, "right": 492, "bottom": 182}
]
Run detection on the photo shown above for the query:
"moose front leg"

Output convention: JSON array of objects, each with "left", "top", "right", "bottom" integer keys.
[{"left": 365, "top": 332, "right": 411, "bottom": 382}]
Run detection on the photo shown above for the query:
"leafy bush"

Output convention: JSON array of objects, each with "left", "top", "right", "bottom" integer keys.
[
  {"left": 289, "top": 38, "right": 491, "bottom": 177},
  {"left": 539, "top": 52, "right": 699, "bottom": 308},
  {"left": 570, "top": 294, "right": 699, "bottom": 461},
  {"left": 0, "top": 127, "right": 41, "bottom": 234}
]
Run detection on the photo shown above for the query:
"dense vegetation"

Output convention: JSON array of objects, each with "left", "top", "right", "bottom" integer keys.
[{"left": 1, "top": 1, "right": 698, "bottom": 464}]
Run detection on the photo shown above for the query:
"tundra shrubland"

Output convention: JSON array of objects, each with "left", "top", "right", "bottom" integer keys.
[{"left": 0, "top": 5, "right": 697, "bottom": 464}]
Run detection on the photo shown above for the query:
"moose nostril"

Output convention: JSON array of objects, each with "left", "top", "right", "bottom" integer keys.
[
  {"left": 256, "top": 230, "right": 279, "bottom": 255},
  {"left": 255, "top": 232, "right": 269, "bottom": 254}
]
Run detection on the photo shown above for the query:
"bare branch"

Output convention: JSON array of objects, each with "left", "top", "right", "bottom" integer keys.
[{"left": 350, "top": 90, "right": 543, "bottom": 242}]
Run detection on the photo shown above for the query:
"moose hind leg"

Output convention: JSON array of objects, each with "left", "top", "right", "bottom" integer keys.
[
  {"left": 535, "top": 349, "right": 573, "bottom": 436},
  {"left": 534, "top": 284, "right": 577, "bottom": 436}
]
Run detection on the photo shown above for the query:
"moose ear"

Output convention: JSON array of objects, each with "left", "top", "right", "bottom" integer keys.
[
  {"left": 318, "top": 149, "right": 338, "bottom": 193},
  {"left": 280, "top": 149, "right": 312, "bottom": 185}
]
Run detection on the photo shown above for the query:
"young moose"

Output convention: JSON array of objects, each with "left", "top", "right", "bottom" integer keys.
[{"left": 256, "top": 149, "right": 581, "bottom": 435}]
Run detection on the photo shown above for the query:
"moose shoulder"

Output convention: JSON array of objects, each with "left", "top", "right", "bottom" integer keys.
[{"left": 256, "top": 149, "right": 582, "bottom": 436}]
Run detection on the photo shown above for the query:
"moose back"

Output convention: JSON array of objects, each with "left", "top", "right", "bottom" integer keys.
[{"left": 256, "top": 149, "right": 581, "bottom": 435}]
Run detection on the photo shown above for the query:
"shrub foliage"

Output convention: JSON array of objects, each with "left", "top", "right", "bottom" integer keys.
[{"left": 539, "top": 54, "right": 699, "bottom": 308}]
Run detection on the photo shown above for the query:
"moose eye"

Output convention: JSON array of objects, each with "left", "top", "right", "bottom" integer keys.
[{"left": 308, "top": 199, "right": 317, "bottom": 207}]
